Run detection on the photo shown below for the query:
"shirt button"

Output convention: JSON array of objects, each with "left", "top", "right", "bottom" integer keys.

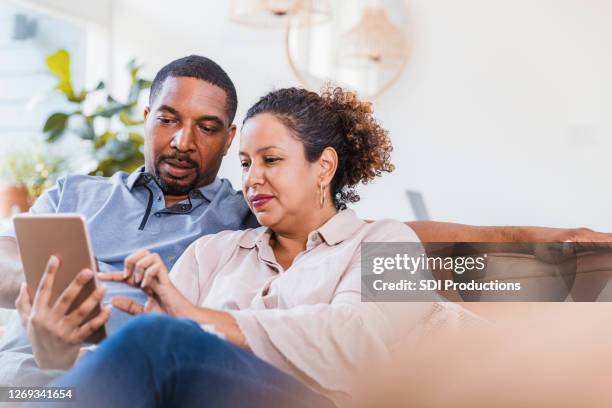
[
  {"left": 155, "top": 213, "right": 161, "bottom": 218},
  {"left": 157, "top": 197, "right": 162, "bottom": 201}
]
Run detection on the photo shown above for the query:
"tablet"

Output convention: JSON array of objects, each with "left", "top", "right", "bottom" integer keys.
[{"left": 13, "top": 214, "right": 106, "bottom": 343}]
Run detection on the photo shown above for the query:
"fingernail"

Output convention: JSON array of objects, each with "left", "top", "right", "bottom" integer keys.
[
  {"left": 49, "top": 256, "right": 58, "bottom": 266},
  {"left": 82, "top": 269, "right": 93, "bottom": 279}
]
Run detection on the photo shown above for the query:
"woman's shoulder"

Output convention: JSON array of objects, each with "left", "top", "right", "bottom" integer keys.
[{"left": 361, "top": 218, "right": 420, "bottom": 243}]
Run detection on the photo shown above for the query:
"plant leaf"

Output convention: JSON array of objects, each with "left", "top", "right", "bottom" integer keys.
[
  {"left": 127, "top": 131, "right": 145, "bottom": 145},
  {"left": 127, "top": 59, "right": 140, "bottom": 82},
  {"left": 43, "top": 112, "right": 69, "bottom": 142},
  {"left": 127, "top": 77, "right": 152, "bottom": 103},
  {"left": 68, "top": 90, "right": 88, "bottom": 103},
  {"left": 94, "top": 131, "right": 117, "bottom": 149},
  {"left": 46, "top": 49, "right": 75, "bottom": 100},
  {"left": 72, "top": 115, "right": 96, "bottom": 140},
  {"left": 119, "top": 111, "right": 144, "bottom": 126},
  {"left": 137, "top": 79, "right": 152, "bottom": 89},
  {"left": 94, "top": 100, "right": 134, "bottom": 118}
]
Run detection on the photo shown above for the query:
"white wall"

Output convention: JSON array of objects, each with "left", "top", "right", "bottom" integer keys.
[
  {"left": 110, "top": 0, "right": 612, "bottom": 230},
  {"left": 19, "top": 0, "right": 112, "bottom": 26}
]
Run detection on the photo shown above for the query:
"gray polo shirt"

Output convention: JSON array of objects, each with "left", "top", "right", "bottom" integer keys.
[{"left": 2, "top": 168, "right": 257, "bottom": 271}]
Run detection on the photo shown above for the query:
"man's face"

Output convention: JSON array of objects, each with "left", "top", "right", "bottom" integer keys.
[{"left": 143, "top": 76, "right": 236, "bottom": 195}]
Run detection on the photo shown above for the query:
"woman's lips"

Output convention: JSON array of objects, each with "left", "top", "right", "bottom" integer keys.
[
  {"left": 162, "top": 161, "right": 194, "bottom": 178},
  {"left": 251, "top": 196, "right": 273, "bottom": 210}
]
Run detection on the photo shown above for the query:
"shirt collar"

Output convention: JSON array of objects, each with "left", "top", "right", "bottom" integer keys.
[
  {"left": 126, "top": 167, "right": 149, "bottom": 190},
  {"left": 126, "top": 167, "right": 223, "bottom": 202},
  {"left": 238, "top": 227, "right": 270, "bottom": 249},
  {"left": 317, "top": 209, "right": 365, "bottom": 245},
  {"left": 238, "top": 209, "right": 364, "bottom": 249}
]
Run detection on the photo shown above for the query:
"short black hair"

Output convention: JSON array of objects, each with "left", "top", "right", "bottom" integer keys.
[{"left": 149, "top": 55, "right": 238, "bottom": 123}]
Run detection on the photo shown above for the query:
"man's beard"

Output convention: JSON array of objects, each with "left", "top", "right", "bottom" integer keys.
[{"left": 154, "top": 154, "right": 201, "bottom": 196}]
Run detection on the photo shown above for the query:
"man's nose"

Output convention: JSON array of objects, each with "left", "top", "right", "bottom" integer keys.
[{"left": 170, "top": 127, "right": 195, "bottom": 152}]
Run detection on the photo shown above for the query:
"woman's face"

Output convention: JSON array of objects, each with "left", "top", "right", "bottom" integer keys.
[{"left": 239, "top": 113, "right": 320, "bottom": 230}]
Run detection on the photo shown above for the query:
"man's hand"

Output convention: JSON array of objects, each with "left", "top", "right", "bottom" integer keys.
[
  {"left": 16, "top": 256, "right": 112, "bottom": 370},
  {"left": 98, "top": 249, "right": 195, "bottom": 318}
]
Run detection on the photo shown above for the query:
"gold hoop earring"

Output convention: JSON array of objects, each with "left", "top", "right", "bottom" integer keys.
[{"left": 319, "top": 184, "right": 325, "bottom": 208}]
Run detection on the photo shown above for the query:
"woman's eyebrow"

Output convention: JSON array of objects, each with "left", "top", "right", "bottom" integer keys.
[
  {"left": 239, "top": 146, "right": 282, "bottom": 156},
  {"left": 256, "top": 145, "right": 281, "bottom": 153}
]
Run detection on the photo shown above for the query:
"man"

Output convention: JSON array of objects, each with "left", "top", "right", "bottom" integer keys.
[
  {"left": 0, "top": 55, "right": 610, "bottom": 384},
  {"left": 0, "top": 55, "right": 256, "bottom": 384}
]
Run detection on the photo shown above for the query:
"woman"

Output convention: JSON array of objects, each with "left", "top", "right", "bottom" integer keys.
[{"left": 30, "top": 87, "right": 436, "bottom": 408}]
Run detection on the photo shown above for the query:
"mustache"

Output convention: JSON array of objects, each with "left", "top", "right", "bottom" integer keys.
[{"left": 157, "top": 154, "right": 199, "bottom": 169}]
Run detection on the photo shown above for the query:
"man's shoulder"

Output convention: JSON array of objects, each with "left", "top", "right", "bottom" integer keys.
[
  {"left": 216, "top": 179, "right": 246, "bottom": 200},
  {"left": 59, "top": 171, "right": 129, "bottom": 190},
  {"left": 213, "top": 180, "right": 258, "bottom": 227},
  {"left": 29, "top": 172, "right": 131, "bottom": 214},
  {"left": 52, "top": 172, "right": 130, "bottom": 199}
]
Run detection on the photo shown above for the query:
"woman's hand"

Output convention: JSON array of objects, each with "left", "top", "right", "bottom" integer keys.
[
  {"left": 98, "top": 249, "right": 195, "bottom": 318},
  {"left": 15, "top": 256, "right": 112, "bottom": 369},
  {"left": 100, "top": 251, "right": 251, "bottom": 350}
]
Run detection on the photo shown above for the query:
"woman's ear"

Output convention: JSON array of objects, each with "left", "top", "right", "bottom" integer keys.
[{"left": 318, "top": 147, "right": 338, "bottom": 185}]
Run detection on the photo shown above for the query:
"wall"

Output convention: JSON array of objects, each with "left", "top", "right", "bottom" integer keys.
[
  {"left": 110, "top": 0, "right": 612, "bottom": 230},
  {"left": 19, "top": 0, "right": 112, "bottom": 26}
]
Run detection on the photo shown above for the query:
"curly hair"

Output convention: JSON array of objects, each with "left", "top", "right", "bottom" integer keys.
[{"left": 243, "top": 86, "right": 395, "bottom": 210}]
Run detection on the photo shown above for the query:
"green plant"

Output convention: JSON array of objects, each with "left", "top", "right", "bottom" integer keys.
[
  {"left": 43, "top": 48, "right": 151, "bottom": 176},
  {"left": 0, "top": 148, "right": 66, "bottom": 198}
]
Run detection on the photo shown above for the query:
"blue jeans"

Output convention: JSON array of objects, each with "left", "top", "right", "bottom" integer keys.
[{"left": 30, "top": 314, "right": 335, "bottom": 408}]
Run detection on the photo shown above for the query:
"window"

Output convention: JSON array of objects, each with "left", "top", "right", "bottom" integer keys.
[{"left": 0, "top": 1, "right": 87, "bottom": 156}]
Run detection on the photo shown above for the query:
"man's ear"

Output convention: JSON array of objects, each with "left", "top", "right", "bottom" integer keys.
[
  {"left": 144, "top": 107, "right": 151, "bottom": 121},
  {"left": 319, "top": 147, "right": 338, "bottom": 185},
  {"left": 224, "top": 124, "right": 237, "bottom": 155}
]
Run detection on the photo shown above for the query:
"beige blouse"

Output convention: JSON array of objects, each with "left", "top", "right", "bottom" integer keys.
[{"left": 169, "top": 209, "right": 436, "bottom": 405}]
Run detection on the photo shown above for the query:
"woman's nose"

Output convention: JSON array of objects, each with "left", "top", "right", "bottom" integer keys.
[{"left": 244, "top": 163, "right": 264, "bottom": 187}]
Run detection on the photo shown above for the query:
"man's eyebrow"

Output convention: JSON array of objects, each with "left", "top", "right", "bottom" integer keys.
[
  {"left": 157, "top": 106, "right": 226, "bottom": 127},
  {"left": 157, "top": 105, "right": 179, "bottom": 116},
  {"left": 196, "top": 115, "right": 225, "bottom": 127}
]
